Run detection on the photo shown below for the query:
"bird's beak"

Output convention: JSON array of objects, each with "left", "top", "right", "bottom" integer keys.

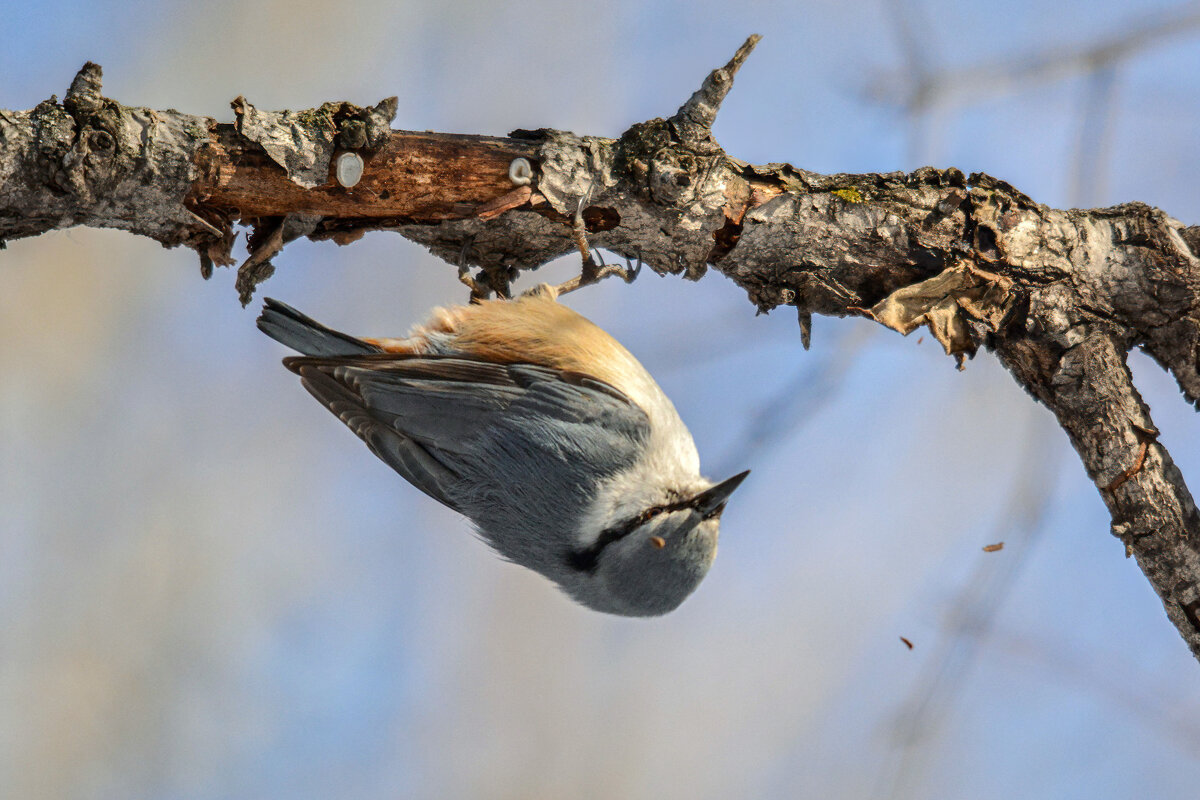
[{"left": 691, "top": 470, "right": 751, "bottom": 518}]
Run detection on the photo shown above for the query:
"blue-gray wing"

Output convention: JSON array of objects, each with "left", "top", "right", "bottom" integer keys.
[{"left": 283, "top": 355, "right": 651, "bottom": 519}]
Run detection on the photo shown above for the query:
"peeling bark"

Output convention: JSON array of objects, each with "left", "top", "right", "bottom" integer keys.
[{"left": 5, "top": 44, "right": 1200, "bottom": 658}]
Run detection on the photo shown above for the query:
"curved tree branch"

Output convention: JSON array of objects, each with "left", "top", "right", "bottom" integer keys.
[{"left": 4, "top": 42, "right": 1200, "bottom": 657}]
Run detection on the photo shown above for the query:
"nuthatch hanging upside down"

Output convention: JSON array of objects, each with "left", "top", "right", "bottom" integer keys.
[{"left": 257, "top": 290, "right": 748, "bottom": 616}]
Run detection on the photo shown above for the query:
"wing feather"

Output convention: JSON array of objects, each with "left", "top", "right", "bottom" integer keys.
[
  {"left": 293, "top": 365, "right": 462, "bottom": 509},
  {"left": 285, "top": 355, "right": 650, "bottom": 516}
]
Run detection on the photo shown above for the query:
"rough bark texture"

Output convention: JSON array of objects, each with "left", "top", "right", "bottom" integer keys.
[{"left": 5, "top": 45, "right": 1200, "bottom": 658}]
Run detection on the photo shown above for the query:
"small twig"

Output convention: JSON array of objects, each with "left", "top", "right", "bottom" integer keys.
[
  {"left": 670, "top": 34, "right": 761, "bottom": 140},
  {"left": 797, "top": 308, "right": 813, "bottom": 350},
  {"left": 63, "top": 61, "right": 104, "bottom": 116}
]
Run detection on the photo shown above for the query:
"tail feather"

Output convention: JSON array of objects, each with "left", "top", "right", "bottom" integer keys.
[{"left": 257, "top": 298, "right": 382, "bottom": 357}]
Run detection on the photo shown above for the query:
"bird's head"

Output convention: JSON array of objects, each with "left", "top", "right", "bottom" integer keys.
[{"left": 562, "top": 470, "right": 750, "bottom": 616}]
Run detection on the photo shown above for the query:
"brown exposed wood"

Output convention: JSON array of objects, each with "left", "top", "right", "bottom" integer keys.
[{"left": 192, "top": 129, "right": 539, "bottom": 222}]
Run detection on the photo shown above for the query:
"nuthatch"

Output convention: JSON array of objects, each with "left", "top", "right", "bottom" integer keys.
[{"left": 257, "top": 289, "right": 748, "bottom": 616}]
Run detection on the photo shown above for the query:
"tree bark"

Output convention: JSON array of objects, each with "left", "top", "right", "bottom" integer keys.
[{"left": 5, "top": 40, "right": 1200, "bottom": 658}]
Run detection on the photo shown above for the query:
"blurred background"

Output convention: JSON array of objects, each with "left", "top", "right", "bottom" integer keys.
[{"left": 4, "top": 1, "right": 1200, "bottom": 797}]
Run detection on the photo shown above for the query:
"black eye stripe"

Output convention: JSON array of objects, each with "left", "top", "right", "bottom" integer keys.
[
  {"left": 565, "top": 496, "right": 703, "bottom": 572},
  {"left": 566, "top": 509, "right": 660, "bottom": 572}
]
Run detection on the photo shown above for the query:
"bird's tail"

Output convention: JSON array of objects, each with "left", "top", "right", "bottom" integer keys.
[{"left": 256, "top": 298, "right": 382, "bottom": 357}]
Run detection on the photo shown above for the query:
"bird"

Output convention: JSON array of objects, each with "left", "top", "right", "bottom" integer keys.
[{"left": 256, "top": 288, "right": 748, "bottom": 616}]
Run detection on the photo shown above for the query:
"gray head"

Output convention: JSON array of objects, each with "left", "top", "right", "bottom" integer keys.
[{"left": 561, "top": 470, "right": 750, "bottom": 616}]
